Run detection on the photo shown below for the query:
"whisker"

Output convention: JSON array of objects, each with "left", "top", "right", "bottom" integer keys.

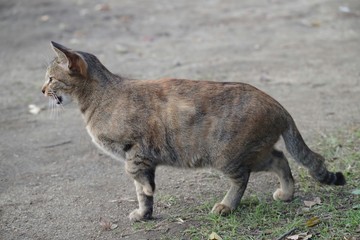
[
  {"left": 52, "top": 97, "right": 57, "bottom": 118},
  {"left": 49, "top": 98, "right": 54, "bottom": 119},
  {"left": 52, "top": 96, "right": 57, "bottom": 119},
  {"left": 59, "top": 103, "right": 65, "bottom": 111},
  {"left": 56, "top": 101, "right": 59, "bottom": 119},
  {"left": 46, "top": 90, "right": 65, "bottom": 119},
  {"left": 53, "top": 95, "right": 65, "bottom": 116},
  {"left": 52, "top": 98, "right": 56, "bottom": 119}
]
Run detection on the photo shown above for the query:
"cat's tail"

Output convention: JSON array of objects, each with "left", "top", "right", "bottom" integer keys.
[{"left": 282, "top": 118, "right": 346, "bottom": 185}]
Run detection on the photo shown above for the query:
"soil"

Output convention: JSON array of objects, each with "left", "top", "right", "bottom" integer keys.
[{"left": 0, "top": 0, "right": 359, "bottom": 239}]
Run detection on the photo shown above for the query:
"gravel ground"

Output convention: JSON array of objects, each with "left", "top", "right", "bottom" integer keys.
[{"left": 0, "top": 0, "right": 359, "bottom": 239}]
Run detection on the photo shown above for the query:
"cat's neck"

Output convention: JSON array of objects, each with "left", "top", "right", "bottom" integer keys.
[{"left": 74, "top": 70, "right": 123, "bottom": 117}]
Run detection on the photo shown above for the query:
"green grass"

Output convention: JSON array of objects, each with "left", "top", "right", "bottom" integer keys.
[{"left": 132, "top": 126, "right": 360, "bottom": 239}]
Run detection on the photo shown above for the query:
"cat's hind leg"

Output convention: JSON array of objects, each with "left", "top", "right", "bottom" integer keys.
[
  {"left": 125, "top": 157, "right": 156, "bottom": 221},
  {"left": 211, "top": 170, "right": 250, "bottom": 216},
  {"left": 267, "top": 149, "right": 295, "bottom": 201}
]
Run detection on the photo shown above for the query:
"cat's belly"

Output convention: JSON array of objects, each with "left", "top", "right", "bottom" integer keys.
[{"left": 86, "top": 126, "right": 126, "bottom": 161}]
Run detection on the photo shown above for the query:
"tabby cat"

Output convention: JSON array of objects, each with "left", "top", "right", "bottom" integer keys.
[{"left": 42, "top": 42, "right": 345, "bottom": 221}]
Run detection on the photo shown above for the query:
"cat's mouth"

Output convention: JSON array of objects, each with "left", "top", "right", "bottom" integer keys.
[
  {"left": 55, "top": 95, "right": 63, "bottom": 105},
  {"left": 48, "top": 91, "right": 63, "bottom": 105}
]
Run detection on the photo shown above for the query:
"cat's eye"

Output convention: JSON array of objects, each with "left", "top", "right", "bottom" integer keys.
[{"left": 49, "top": 77, "right": 53, "bottom": 83}]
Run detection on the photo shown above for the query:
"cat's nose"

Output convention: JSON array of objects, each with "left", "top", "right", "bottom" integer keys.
[{"left": 41, "top": 87, "right": 45, "bottom": 94}]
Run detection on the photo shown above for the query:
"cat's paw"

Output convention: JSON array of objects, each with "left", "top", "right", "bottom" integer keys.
[
  {"left": 272, "top": 188, "right": 293, "bottom": 201},
  {"left": 211, "top": 203, "right": 232, "bottom": 216},
  {"left": 129, "top": 209, "right": 152, "bottom": 222}
]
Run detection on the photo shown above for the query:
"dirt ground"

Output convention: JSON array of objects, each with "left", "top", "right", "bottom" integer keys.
[{"left": 0, "top": 0, "right": 359, "bottom": 239}]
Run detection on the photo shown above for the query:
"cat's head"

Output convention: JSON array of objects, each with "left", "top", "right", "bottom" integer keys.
[{"left": 42, "top": 41, "right": 90, "bottom": 104}]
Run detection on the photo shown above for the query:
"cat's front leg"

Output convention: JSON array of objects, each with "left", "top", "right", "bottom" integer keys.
[
  {"left": 125, "top": 157, "right": 156, "bottom": 221},
  {"left": 129, "top": 180, "right": 154, "bottom": 221}
]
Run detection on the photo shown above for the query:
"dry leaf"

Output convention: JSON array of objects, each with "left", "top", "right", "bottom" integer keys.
[
  {"left": 287, "top": 234, "right": 300, "bottom": 240},
  {"left": 39, "top": 15, "right": 49, "bottom": 22},
  {"left": 28, "top": 104, "right": 44, "bottom": 115},
  {"left": 109, "top": 198, "right": 136, "bottom": 203},
  {"left": 99, "top": 217, "right": 118, "bottom": 231},
  {"left": 343, "top": 237, "right": 358, "bottom": 240},
  {"left": 305, "top": 216, "right": 320, "bottom": 227},
  {"left": 287, "top": 232, "right": 312, "bottom": 240},
  {"left": 208, "top": 232, "right": 223, "bottom": 240},
  {"left": 304, "top": 197, "right": 321, "bottom": 208},
  {"left": 313, "top": 197, "right": 321, "bottom": 204},
  {"left": 176, "top": 218, "right": 185, "bottom": 224},
  {"left": 110, "top": 223, "right": 118, "bottom": 230},
  {"left": 94, "top": 3, "right": 110, "bottom": 12}
]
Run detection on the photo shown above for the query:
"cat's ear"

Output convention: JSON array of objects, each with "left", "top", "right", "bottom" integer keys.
[{"left": 50, "top": 41, "right": 88, "bottom": 78}]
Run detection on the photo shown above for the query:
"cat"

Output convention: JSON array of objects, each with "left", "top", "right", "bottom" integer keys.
[{"left": 42, "top": 41, "right": 346, "bottom": 221}]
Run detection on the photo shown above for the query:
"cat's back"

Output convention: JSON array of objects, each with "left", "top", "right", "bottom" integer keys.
[
  {"left": 123, "top": 78, "right": 260, "bottom": 102},
  {"left": 123, "top": 78, "right": 282, "bottom": 113}
]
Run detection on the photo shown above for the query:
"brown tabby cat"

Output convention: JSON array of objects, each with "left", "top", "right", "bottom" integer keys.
[{"left": 42, "top": 42, "right": 345, "bottom": 221}]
